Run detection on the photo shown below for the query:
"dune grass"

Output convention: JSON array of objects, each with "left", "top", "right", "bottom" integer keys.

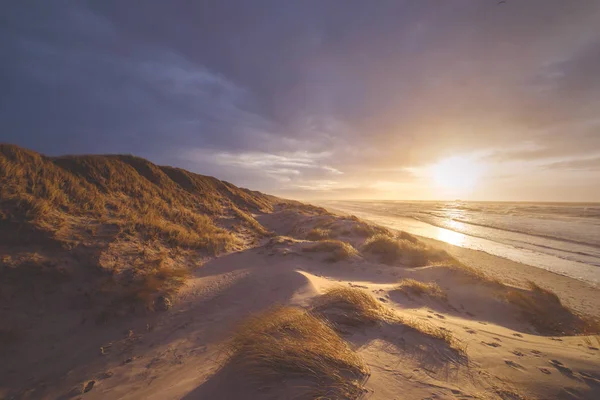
[
  {"left": 401, "top": 316, "right": 464, "bottom": 351},
  {"left": 232, "top": 205, "right": 271, "bottom": 236},
  {"left": 349, "top": 220, "right": 391, "bottom": 237},
  {"left": 93, "top": 261, "right": 190, "bottom": 321},
  {"left": 362, "top": 234, "right": 452, "bottom": 266},
  {"left": 313, "top": 287, "right": 464, "bottom": 354},
  {"left": 395, "top": 279, "right": 448, "bottom": 301},
  {"left": 306, "top": 227, "right": 332, "bottom": 241},
  {"left": 505, "top": 281, "right": 600, "bottom": 335},
  {"left": 226, "top": 306, "right": 368, "bottom": 399},
  {"left": 0, "top": 144, "right": 267, "bottom": 254},
  {"left": 303, "top": 240, "right": 359, "bottom": 262},
  {"left": 1, "top": 144, "right": 280, "bottom": 313},
  {"left": 124, "top": 265, "right": 189, "bottom": 310},
  {"left": 312, "top": 287, "right": 392, "bottom": 328}
]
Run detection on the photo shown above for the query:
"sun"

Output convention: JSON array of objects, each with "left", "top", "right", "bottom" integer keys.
[{"left": 431, "top": 156, "right": 484, "bottom": 192}]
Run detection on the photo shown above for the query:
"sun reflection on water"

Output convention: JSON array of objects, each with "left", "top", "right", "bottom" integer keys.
[{"left": 436, "top": 225, "right": 466, "bottom": 247}]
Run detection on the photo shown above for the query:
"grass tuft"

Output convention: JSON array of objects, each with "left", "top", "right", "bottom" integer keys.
[
  {"left": 313, "top": 287, "right": 465, "bottom": 354},
  {"left": 227, "top": 306, "right": 368, "bottom": 399},
  {"left": 232, "top": 205, "right": 271, "bottom": 236},
  {"left": 303, "top": 240, "right": 359, "bottom": 262},
  {"left": 362, "top": 234, "right": 452, "bottom": 266},
  {"left": 395, "top": 279, "right": 448, "bottom": 301},
  {"left": 306, "top": 227, "right": 331, "bottom": 241},
  {"left": 505, "top": 281, "right": 600, "bottom": 335},
  {"left": 312, "top": 287, "right": 393, "bottom": 328}
]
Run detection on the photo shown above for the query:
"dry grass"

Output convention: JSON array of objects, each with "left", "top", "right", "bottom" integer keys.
[
  {"left": 0, "top": 144, "right": 269, "bottom": 254},
  {"left": 505, "top": 281, "right": 600, "bottom": 335},
  {"left": 232, "top": 205, "right": 271, "bottom": 236},
  {"left": 226, "top": 306, "right": 368, "bottom": 399},
  {"left": 124, "top": 265, "right": 189, "bottom": 309},
  {"left": 350, "top": 221, "right": 391, "bottom": 237},
  {"left": 128, "top": 211, "right": 239, "bottom": 253},
  {"left": 313, "top": 287, "right": 464, "bottom": 353},
  {"left": 93, "top": 262, "right": 189, "bottom": 322},
  {"left": 401, "top": 316, "right": 464, "bottom": 351},
  {"left": 395, "top": 279, "right": 448, "bottom": 301},
  {"left": 583, "top": 335, "right": 600, "bottom": 348},
  {"left": 303, "top": 240, "right": 359, "bottom": 262},
  {"left": 312, "top": 287, "right": 393, "bottom": 328},
  {"left": 362, "top": 234, "right": 452, "bottom": 266},
  {"left": 0, "top": 144, "right": 281, "bottom": 311},
  {"left": 306, "top": 227, "right": 331, "bottom": 241},
  {"left": 398, "top": 230, "right": 419, "bottom": 243}
]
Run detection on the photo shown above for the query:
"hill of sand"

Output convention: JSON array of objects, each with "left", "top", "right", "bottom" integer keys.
[{"left": 1, "top": 145, "right": 599, "bottom": 400}]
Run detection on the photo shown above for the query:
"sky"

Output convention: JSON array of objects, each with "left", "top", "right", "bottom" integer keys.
[{"left": 2, "top": 1, "right": 600, "bottom": 202}]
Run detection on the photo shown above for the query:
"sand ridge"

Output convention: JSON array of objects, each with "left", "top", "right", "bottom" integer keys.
[{"left": 1, "top": 206, "right": 599, "bottom": 399}]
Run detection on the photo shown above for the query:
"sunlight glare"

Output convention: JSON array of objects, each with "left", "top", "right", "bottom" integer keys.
[{"left": 431, "top": 156, "right": 484, "bottom": 192}]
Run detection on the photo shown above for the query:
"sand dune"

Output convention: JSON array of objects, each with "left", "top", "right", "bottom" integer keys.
[{"left": 1, "top": 146, "right": 599, "bottom": 399}]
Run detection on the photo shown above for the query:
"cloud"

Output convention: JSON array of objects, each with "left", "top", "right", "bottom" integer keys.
[
  {"left": 544, "top": 156, "right": 600, "bottom": 171},
  {"left": 1, "top": 1, "right": 600, "bottom": 200}
]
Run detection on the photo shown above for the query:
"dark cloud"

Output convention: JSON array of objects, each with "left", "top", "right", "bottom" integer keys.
[{"left": 1, "top": 1, "right": 600, "bottom": 199}]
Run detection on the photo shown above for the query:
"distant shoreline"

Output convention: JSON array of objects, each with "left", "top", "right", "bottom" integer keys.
[{"left": 318, "top": 202, "right": 600, "bottom": 319}]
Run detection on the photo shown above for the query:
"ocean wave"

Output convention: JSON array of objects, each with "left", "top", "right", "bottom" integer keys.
[{"left": 449, "top": 218, "right": 600, "bottom": 249}]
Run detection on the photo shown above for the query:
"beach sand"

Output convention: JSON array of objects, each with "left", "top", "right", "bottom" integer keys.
[{"left": 1, "top": 205, "right": 599, "bottom": 400}]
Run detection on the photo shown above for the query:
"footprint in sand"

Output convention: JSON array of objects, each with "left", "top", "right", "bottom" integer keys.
[
  {"left": 482, "top": 341, "right": 502, "bottom": 348},
  {"left": 579, "top": 371, "right": 600, "bottom": 386},
  {"left": 504, "top": 360, "right": 525, "bottom": 370},
  {"left": 463, "top": 327, "right": 477, "bottom": 334},
  {"left": 539, "top": 368, "right": 552, "bottom": 375},
  {"left": 512, "top": 333, "right": 523, "bottom": 338},
  {"left": 478, "top": 321, "right": 488, "bottom": 325},
  {"left": 493, "top": 337, "right": 502, "bottom": 342},
  {"left": 530, "top": 350, "right": 543, "bottom": 356},
  {"left": 434, "top": 313, "right": 446, "bottom": 319},
  {"left": 549, "top": 359, "right": 574, "bottom": 376},
  {"left": 512, "top": 351, "right": 525, "bottom": 357}
]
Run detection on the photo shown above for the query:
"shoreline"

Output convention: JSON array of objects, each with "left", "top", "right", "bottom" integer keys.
[
  {"left": 417, "top": 235, "right": 600, "bottom": 318},
  {"left": 316, "top": 202, "right": 600, "bottom": 285},
  {"left": 320, "top": 204, "right": 600, "bottom": 318}
]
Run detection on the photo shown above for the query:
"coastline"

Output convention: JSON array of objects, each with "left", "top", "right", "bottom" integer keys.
[
  {"left": 418, "top": 235, "right": 600, "bottom": 318},
  {"left": 320, "top": 203, "right": 600, "bottom": 318}
]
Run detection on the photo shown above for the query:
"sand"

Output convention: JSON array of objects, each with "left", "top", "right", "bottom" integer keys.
[{"left": 1, "top": 205, "right": 599, "bottom": 400}]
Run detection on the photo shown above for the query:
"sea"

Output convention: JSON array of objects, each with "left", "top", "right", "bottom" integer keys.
[{"left": 318, "top": 200, "right": 600, "bottom": 286}]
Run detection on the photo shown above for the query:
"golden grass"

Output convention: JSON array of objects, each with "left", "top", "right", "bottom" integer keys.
[
  {"left": 312, "top": 287, "right": 393, "bottom": 328},
  {"left": 400, "top": 316, "right": 465, "bottom": 352},
  {"left": 505, "top": 281, "right": 600, "bottom": 335},
  {"left": 232, "top": 205, "right": 271, "bottom": 236},
  {"left": 362, "top": 234, "right": 452, "bottom": 266},
  {"left": 226, "top": 306, "right": 368, "bottom": 399},
  {"left": 350, "top": 221, "right": 391, "bottom": 237},
  {"left": 395, "top": 279, "right": 448, "bottom": 301},
  {"left": 312, "top": 287, "right": 464, "bottom": 354},
  {"left": 129, "top": 211, "right": 239, "bottom": 253},
  {"left": 306, "top": 227, "right": 331, "bottom": 241},
  {"left": 303, "top": 240, "right": 359, "bottom": 262},
  {"left": 124, "top": 265, "right": 189, "bottom": 309},
  {"left": 0, "top": 144, "right": 271, "bottom": 254},
  {"left": 583, "top": 335, "right": 600, "bottom": 348}
]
